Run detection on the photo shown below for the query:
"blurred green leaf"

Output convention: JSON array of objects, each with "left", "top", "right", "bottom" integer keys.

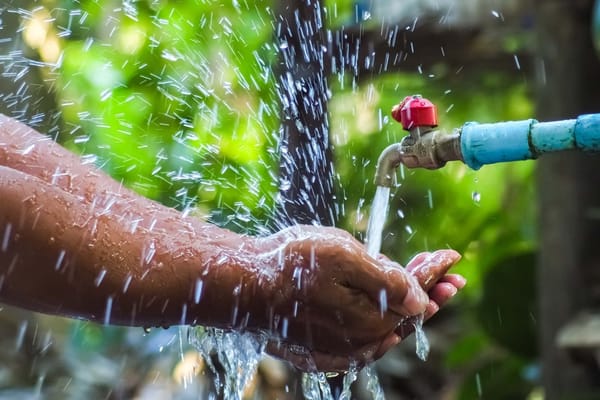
[{"left": 457, "top": 357, "right": 534, "bottom": 400}]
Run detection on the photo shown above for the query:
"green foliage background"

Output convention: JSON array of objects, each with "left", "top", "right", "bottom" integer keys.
[{"left": 6, "top": 0, "right": 539, "bottom": 398}]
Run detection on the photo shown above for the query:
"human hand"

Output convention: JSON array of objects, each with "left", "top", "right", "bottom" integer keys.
[{"left": 254, "top": 225, "right": 462, "bottom": 372}]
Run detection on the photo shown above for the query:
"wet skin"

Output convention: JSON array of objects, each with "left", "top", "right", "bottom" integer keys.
[{"left": 0, "top": 115, "right": 464, "bottom": 372}]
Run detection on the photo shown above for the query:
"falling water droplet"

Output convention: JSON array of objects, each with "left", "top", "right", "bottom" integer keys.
[
  {"left": 279, "top": 179, "right": 291, "bottom": 191},
  {"left": 103, "top": 296, "right": 113, "bottom": 325},
  {"left": 94, "top": 268, "right": 107, "bottom": 286},
  {"left": 54, "top": 249, "right": 66, "bottom": 270},
  {"left": 180, "top": 304, "right": 188, "bottom": 325},
  {"left": 281, "top": 317, "right": 289, "bottom": 338},
  {"left": 122, "top": 274, "right": 133, "bottom": 293},
  {"left": 472, "top": 191, "right": 481, "bottom": 203},
  {"left": 514, "top": 54, "right": 521, "bottom": 70},
  {"left": 194, "top": 279, "right": 204, "bottom": 304},
  {"left": 293, "top": 266, "right": 303, "bottom": 290},
  {"left": 379, "top": 289, "right": 388, "bottom": 318},
  {"left": 2, "top": 223, "right": 12, "bottom": 252},
  {"left": 15, "top": 320, "right": 28, "bottom": 350}
]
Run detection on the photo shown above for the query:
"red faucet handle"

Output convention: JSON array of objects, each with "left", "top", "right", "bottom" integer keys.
[{"left": 391, "top": 95, "right": 438, "bottom": 131}]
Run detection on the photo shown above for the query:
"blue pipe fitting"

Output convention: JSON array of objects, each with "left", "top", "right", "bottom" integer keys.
[
  {"left": 460, "top": 114, "right": 600, "bottom": 170},
  {"left": 574, "top": 114, "right": 600, "bottom": 150}
]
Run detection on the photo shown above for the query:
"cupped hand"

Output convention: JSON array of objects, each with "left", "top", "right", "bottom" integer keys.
[{"left": 255, "top": 225, "right": 463, "bottom": 372}]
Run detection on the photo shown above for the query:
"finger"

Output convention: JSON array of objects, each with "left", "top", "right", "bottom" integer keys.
[
  {"left": 405, "top": 252, "right": 430, "bottom": 272},
  {"left": 396, "top": 278, "right": 463, "bottom": 338},
  {"left": 343, "top": 250, "right": 429, "bottom": 317},
  {"left": 376, "top": 251, "right": 460, "bottom": 317},
  {"left": 409, "top": 249, "right": 461, "bottom": 292},
  {"left": 424, "top": 299, "right": 440, "bottom": 320},
  {"left": 423, "top": 275, "right": 465, "bottom": 318},
  {"left": 428, "top": 282, "right": 459, "bottom": 308},
  {"left": 438, "top": 273, "right": 467, "bottom": 290}
]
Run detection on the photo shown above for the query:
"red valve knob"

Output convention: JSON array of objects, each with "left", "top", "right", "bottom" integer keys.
[{"left": 391, "top": 95, "right": 438, "bottom": 131}]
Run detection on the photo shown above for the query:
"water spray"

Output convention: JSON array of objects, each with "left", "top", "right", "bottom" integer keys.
[{"left": 375, "top": 95, "right": 600, "bottom": 186}]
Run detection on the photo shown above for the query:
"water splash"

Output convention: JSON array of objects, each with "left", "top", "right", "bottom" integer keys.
[
  {"left": 302, "top": 372, "right": 334, "bottom": 400},
  {"left": 189, "top": 327, "right": 265, "bottom": 400},
  {"left": 302, "top": 367, "right": 358, "bottom": 400},
  {"left": 364, "top": 365, "right": 385, "bottom": 400}
]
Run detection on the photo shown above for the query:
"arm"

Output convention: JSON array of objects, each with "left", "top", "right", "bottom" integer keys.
[
  {"left": 0, "top": 115, "right": 267, "bottom": 329},
  {"left": 0, "top": 165, "right": 263, "bottom": 328}
]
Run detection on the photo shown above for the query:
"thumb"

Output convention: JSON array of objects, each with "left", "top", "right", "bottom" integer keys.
[{"left": 345, "top": 253, "right": 429, "bottom": 317}]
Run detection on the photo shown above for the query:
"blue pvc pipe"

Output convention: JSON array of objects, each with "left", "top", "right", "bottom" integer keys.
[{"left": 460, "top": 114, "right": 600, "bottom": 170}]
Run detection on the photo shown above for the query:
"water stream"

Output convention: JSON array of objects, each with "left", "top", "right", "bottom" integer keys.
[
  {"left": 365, "top": 186, "right": 391, "bottom": 257},
  {"left": 366, "top": 186, "right": 430, "bottom": 361}
]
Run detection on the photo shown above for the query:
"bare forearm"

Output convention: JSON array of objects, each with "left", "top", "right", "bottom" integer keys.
[
  {"left": 0, "top": 115, "right": 244, "bottom": 247},
  {"left": 0, "top": 166, "right": 270, "bottom": 329}
]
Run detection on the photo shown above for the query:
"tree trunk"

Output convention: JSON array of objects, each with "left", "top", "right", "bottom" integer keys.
[
  {"left": 536, "top": 0, "right": 600, "bottom": 397},
  {"left": 274, "top": 0, "right": 336, "bottom": 228}
]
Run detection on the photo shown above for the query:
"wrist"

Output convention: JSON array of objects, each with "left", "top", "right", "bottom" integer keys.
[{"left": 184, "top": 234, "right": 275, "bottom": 333}]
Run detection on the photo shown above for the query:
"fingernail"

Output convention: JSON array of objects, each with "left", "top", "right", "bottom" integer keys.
[
  {"left": 433, "top": 249, "right": 461, "bottom": 263},
  {"left": 448, "top": 285, "right": 458, "bottom": 297},
  {"left": 454, "top": 275, "right": 467, "bottom": 289}
]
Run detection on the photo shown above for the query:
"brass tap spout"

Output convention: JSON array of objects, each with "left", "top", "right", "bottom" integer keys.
[{"left": 374, "top": 127, "right": 463, "bottom": 187}]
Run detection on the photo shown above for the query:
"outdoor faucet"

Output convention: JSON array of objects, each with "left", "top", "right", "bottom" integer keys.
[
  {"left": 375, "top": 95, "right": 600, "bottom": 187},
  {"left": 374, "top": 96, "right": 462, "bottom": 187}
]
